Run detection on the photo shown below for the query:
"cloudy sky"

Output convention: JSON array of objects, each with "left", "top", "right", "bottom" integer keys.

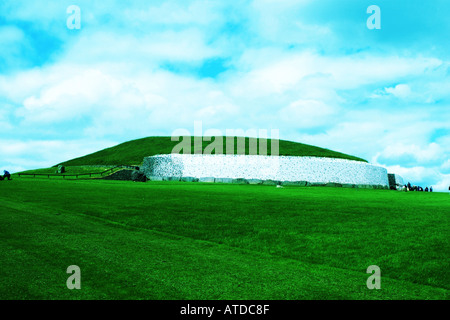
[{"left": 1, "top": 0, "right": 449, "bottom": 191}]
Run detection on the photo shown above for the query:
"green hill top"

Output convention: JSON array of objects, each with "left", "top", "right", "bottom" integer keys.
[{"left": 57, "top": 136, "right": 367, "bottom": 167}]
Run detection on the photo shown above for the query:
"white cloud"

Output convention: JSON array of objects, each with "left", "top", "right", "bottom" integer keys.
[
  {"left": 0, "top": 139, "right": 117, "bottom": 173},
  {"left": 384, "top": 165, "right": 437, "bottom": 182},
  {"left": 279, "top": 99, "right": 337, "bottom": 128},
  {"left": 195, "top": 103, "right": 239, "bottom": 123},
  {"left": 231, "top": 51, "right": 442, "bottom": 98},
  {"left": 18, "top": 68, "right": 123, "bottom": 123},
  {"left": 441, "top": 160, "right": 450, "bottom": 173},
  {"left": 0, "top": 105, "right": 13, "bottom": 132},
  {"left": 0, "top": 25, "right": 30, "bottom": 69},
  {"left": 433, "top": 174, "right": 450, "bottom": 192},
  {"left": 61, "top": 29, "right": 220, "bottom": 66},
  {"left": 385, "top": 84, "right": 412, "bottom": 99},
  {"left": 123, "top": 1, "right": 224, "bottom": 26},
  {"left": 375, "top": 142, "right": 445, "bottom": 166},
  {"left": 0, "top": 25, "right": 25, "bottom": 46},
  {"left": 249, "top": 0, "right": 323, "bottom": 45}
]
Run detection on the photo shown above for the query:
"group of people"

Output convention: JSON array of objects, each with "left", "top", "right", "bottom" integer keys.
[
  {"left": 404, "top": 182, "right": 432, "bottom": 192},
  {"left": 0, "top": 170, "right": 11, "bottom": 181}
]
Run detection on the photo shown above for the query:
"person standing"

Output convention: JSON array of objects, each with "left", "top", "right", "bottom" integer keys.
[{"left": 3, "top": 170, "right": 11, "bottom": 180}]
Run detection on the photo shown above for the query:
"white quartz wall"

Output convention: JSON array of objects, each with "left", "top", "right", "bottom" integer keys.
[{"left": 142, "top": 154, "right": 389, "bottom": 186}]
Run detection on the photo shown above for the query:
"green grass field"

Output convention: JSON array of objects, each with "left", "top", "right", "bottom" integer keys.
[{"left": 0, "top": 178, "right": 448, "bottom": 300}]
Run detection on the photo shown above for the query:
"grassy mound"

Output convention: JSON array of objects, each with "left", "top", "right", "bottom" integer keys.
[{"left": 57, "top": 136, "right": 367, "bottom": 167}]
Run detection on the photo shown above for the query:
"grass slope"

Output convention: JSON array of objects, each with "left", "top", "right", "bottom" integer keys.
[
  {"left": 1, "top": 179, "right": 448, "bottom": 299},
  {"left": 57, "top": 136, "right": 367, "bottom": 167},
  {"left": 17, "top": 166, "right": 117, "bottom": 176}
]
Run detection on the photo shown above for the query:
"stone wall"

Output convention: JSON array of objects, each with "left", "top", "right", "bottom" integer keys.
[
  {"left": 388, "top": 173, "right": 405, "bottom": 189},
  {"left": 102, "top": 169, "right": 134, "bottom": 181},
  {"left": 142, "top": 154, "right": 390, "bottom": 187},
  {"left": 101, "top": 169, "right": 147, "bottom": 182}
]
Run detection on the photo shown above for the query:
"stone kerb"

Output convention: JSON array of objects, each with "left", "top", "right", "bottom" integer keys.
[{"left": 142, "top": 154, "right": 390, "bottom": 187}]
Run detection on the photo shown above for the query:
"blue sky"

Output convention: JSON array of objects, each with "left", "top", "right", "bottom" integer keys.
[{"left": 0, "top": 0, "right": 449, "bottom": 191}]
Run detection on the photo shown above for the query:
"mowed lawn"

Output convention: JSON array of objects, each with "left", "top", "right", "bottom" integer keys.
[{"left": 0, "top": 178, "right": 448, "bottom": 300}]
